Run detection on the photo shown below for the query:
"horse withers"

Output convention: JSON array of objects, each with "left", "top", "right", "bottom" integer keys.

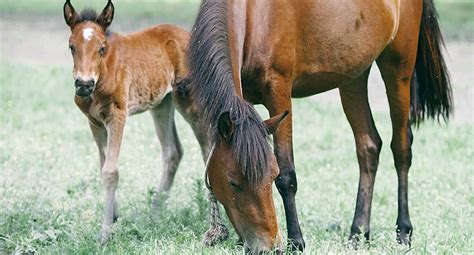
[
  {"left": 63, "top": 0, "right": 210, "bottom": 244},
  {"left": 188, "top": 0, "right": 452, "bottom": 253}
]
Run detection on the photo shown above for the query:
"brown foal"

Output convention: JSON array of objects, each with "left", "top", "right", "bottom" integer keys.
[
  {"left": 63, "top": 0, "right": 210, "bottom": 244},
  {"left": 187, "top": 0, "right": 452, "bottom": 253}
]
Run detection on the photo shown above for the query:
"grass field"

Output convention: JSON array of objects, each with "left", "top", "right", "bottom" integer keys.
[
  {"left": 0, "top": 61, "right": 472, "bottom": 254},
  {"left": 1, "top": 0, "right": 473, "bottom": 254}
]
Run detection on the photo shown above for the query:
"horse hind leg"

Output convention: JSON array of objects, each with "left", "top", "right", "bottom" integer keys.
[
  {"left": 150, "top": 93, "right": 183, "bottom": 206},
  {"left": 376, "top": 27, "right": 419, "bottom": 246},
  {"left": 339, "top": 67, "right": 382, "bottom": 245}
]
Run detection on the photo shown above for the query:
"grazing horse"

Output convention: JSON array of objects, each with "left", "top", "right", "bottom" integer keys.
[
  {"left": 187, "top": 0, "right": 452, "bottom": 252},
  {"left": 63, "top": 0, "right": 210, "bottom": 244}
]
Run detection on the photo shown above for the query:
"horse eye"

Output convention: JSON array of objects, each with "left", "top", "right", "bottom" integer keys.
[
  {"left": 228, "top": 180, "right": 242, "bottom": 191},
  {"left": 69, "top": 45, "right": 75, "bottom": 54},
  {"left": 99, "top": 46, "right": 106, "bottom": 56}
]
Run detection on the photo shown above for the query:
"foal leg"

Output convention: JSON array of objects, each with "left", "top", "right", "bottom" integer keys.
[
  {"left": 263, "top": 75, "right": 305, "bottom": 251},
  {"left": 339, "top": 69, "right": 382, "bottom": 244},
  {"left": 90, "top": 123, "right": 119, "bottom": 222},
  {"left": 150, "top": 94, "right": 183, "bottom": 204},
  {"left": 99, "top": 113, "right": 126, "bottom": 244},
  {"left": 90, "top": 122, "right": 107, "bottom": 169}
]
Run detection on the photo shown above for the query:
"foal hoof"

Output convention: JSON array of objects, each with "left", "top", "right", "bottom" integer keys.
[
  {"left": 202, "top": 223, "right": 229, "bottom": 246},
  {"left": 98, "top": 231, "right": 112, "bottom": 245},
  {"left": 151, "top": 191, "right": 169, "bottom": 211}
]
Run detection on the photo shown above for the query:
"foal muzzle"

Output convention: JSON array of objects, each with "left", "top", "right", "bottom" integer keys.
[{"left": 75, "top": 79, "right": 96, "bottom": 97}]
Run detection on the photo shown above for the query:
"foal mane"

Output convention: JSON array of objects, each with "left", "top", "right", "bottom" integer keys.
[
  {"left": 78, "top": 8, "right": 98, "bottom": 22},
  {"left": 75, "top": 8, "right": 112, "bottom": 37},
  {"left": 188, "top": 0, "right": 272, "bottom": 186}
]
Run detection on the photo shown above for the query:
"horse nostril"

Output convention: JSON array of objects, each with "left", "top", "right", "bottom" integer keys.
[
  {"left": 75, "top": 79, "right": 95, "bottom": 87},
  {"left": 85, "top": 80, "right": 95, "bottom": 87}
]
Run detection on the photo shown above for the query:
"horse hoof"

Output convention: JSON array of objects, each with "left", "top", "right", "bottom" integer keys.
[
  {"left": 288, "top": 237, "right": 305, "bottom": 252},
  {"left": 202, "top": 223, "right": 229, "bottom": 246},
  {"left": 397, "top": 232, "right": 411, "bottom": 247}
]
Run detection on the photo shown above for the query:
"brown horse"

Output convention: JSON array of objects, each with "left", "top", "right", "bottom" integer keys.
[
  {"left": 187, "top": 0, "right": 452, "bottom": 253},
  {"left": 63, "top": 0, "right": 210, "bottom": 244}
]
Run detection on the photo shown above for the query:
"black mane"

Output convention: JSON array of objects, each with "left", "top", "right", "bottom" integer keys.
[
  {"left": 188, "top": 0, "right": 272, "bottom": 186},
  {"left": 76, "top": 8, "right": 112, "bottom": 37}
]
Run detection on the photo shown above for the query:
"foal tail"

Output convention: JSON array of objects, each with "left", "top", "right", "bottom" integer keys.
[{"left": 410, "top": 0, "right": 453, "bottom": 126}]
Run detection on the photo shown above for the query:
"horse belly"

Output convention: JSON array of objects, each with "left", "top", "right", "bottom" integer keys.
[
  {"left": 290, "top": 0, "right": 399, "bottom": 97},
  {"left": 291, "top": 72, "right": 352, "bottom": 98}
]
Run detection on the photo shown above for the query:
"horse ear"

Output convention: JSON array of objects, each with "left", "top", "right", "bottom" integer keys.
[
  {"left": 97, "top": 0, "right": 114, "bottom": 30},
  {"left": 217, "top": 112, "right": 234, "bottom": 142},
  {"left": 64, "top": 0, "right": 79, "bottom": 28},
  {"left": 264, "top": 110, "right": 289, "bottom": 135}
]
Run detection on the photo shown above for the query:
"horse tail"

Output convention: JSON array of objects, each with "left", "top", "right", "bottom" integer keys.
[{"left": 410, "top": 0, "right": 453, "bottom": 126}]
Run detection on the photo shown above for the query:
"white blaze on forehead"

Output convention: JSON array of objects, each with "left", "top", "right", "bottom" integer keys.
[{"left": 83, "top": 28, "right": 94, "bottom": 41}]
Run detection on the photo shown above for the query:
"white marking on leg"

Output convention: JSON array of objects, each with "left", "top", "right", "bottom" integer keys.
[{"left": 83, "top": 28, "right": 94, "bottom": 41}]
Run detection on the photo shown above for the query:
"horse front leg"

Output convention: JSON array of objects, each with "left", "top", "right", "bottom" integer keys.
[
  {"left": 99, "top": 112, "right": 126, "bottom": 244},
  {"left": 263, "top": 76, "right": 305, "bottom": 251}
]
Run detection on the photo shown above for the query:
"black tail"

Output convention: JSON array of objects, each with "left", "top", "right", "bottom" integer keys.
[{"left": 410, "top": 0, "right": 453, "bottom": 126}]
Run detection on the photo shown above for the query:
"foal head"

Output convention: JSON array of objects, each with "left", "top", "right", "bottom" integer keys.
[
  {"left": 63, "top": 0, "right": 114, "bottom": 97},
  {"left": 207, "top": 109, "right": 288, "bottom": 253}
]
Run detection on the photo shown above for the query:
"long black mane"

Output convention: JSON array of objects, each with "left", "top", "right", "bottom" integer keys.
[{"left": 188, "top": 0, "right": 272, "bottom": 186}]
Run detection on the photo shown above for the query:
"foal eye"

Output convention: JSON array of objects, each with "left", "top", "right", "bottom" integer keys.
[{"left": 99, "top": 46, "right": 106, "bottom": 56}]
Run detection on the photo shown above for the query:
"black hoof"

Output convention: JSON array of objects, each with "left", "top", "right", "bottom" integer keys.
[
  {"left": 396, "top": 221, "right": 412, "bottom": 247},
  {"left": 287, "top": 237, "right": 305, "bottom": 252},
  {"left": 348, "top": 229, "right": 370, "bottom": 250},
  {"left": 396, "top": 229, "right": 412, "bottom": 247}
]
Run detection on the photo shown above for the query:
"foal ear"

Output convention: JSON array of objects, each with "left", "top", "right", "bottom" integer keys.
[
  {"left": 97, "top": 0, "right": 114, "bottom": 30},
  {"left": 64, "top": 0, "right": 79, "bottom": 28},
  {"left": 264, "top": 110, "right": 289, "bottom": 135},
  {"left": 217, "top": 111, "right": 235, "bottom": 142}
]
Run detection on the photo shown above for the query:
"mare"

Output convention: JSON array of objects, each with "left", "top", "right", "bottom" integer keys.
[
  {"left": 187, "top": 0, "right": 452, "bottom": 253},
  {"left": 63, "top": 0, "right": 210, "bottom": 243}
]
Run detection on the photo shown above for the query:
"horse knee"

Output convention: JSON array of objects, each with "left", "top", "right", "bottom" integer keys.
[
  {"left": 164, "top": 144, "right": 183, "bottom": 171},
  {"left": 391, "top": 142, "right": 412, "bottom": 170},
  {"left": 102, "top": 166, "right": 119, "bottom": 189},
  {"left": 356, "top": 135, "right": 382, "bottom": 172},
  {"left": 275, "top": 170, "right": 297, "bottom": 196}
]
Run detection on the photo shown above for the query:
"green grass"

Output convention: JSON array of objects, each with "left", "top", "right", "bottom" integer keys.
[{"left": 0, "top": 60, "right": 473, "bottom": 254}]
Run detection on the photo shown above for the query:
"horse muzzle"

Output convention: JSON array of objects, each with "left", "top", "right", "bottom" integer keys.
[{"left": 75, "top": 79, "right": 96, "bottom": 97}]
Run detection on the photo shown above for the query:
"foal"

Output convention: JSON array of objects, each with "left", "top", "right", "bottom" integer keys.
[{"left": 63, "top": 0, "right": 209, "bottom": 243}]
